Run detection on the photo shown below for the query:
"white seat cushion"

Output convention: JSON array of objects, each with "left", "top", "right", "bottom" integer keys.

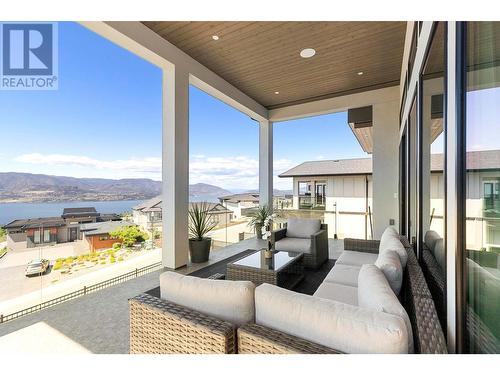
[
  {"left": 313, "top": 282, "right": 358, "bottom": 306},
  {"left": 286, "top": 218, "right": 321, "bottom": 238},
  {"left": 336, "top": 250, "right": 378, "bottom": 267},
  {"left": 323, "top": 263, "right": 361, "bottom": 287},
  {"left": 375, "top": 250, "right": 403, "bottom": 295},
  {"left": 274, "top": 237, "right": 312, "bottom": 254},
  {"left": 358, "top": 265, "right": 414, "bottom": 353},
  {"left": 380, "top": 226, "right": 407, "bottom": 267},
  {"left": 160, "top": 271, "right": 255, "bottom": 326},
  {"left": 255, "top": 283, "right": 408, "bottom": 353}
]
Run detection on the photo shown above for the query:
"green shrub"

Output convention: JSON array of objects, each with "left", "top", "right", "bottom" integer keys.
[
  {"left": 100, "top": 261, "right": 106, "bottom": 265},
  {"left": 112, "top": 242, "right": 122, "bottom": 250},
  {"left": 117, "top": 256, "right": 124, "bottom": 262},
  {"left": 110, "top": 258, "right": 116, "bottom": 264}
]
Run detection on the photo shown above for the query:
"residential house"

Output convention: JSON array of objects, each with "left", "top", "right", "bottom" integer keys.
[
  {"left": 80, "top": 221, "right": 135, "bottom": 252},
  {"left": 2, "top": 207, "right": 122, "bottom": 250},
  {"left": 280, "top": 150, "right": 500, "bottom": 249},
  {"left": 218, "top": 193, "right": 260, "bottom": 219},
  {"left": 190, "top": 202, "right": 233, "bottom": 227},
  {"left": 132, "top": 196, "right": 162, "bottom": 234},
  {"left": 133, "top": 197, "right": 233, "bottom": 232}
]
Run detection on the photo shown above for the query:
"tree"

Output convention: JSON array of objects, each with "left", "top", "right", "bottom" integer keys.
[
  {"left": 109, "top": 226, "right": 149, "bottom": 248},
  {"left": 0, "top": 227, "right": 6, "bottom": 242}
]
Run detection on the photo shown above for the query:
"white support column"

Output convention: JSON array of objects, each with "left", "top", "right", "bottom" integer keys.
[
  {"left": 372, "top": 100, "right": 400, "bottom": 238},
  {"left": 259, "top": 120, "right": 273, "bottom": 208},
  {"left": 162, "top": 65, "right": 189, "bottom": 269}
]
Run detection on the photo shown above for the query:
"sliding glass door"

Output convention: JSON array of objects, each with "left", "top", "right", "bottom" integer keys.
[{"left": 463, "top": 21, "right": 500, "bottom": 353}]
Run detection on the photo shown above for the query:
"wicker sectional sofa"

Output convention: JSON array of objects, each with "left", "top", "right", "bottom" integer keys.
[{"left": 129, "top": 227, "right": 447, "bottom": 354}]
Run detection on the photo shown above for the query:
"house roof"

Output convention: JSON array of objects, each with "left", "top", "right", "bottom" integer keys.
[
  {"left": 218, "top": 193, "right": 260, "bottom": 203},
  {"left": 279, "top": 158, "right": 372, "bottom": 177},
  {"left": 98, "top": 214, "right": 122, "bottom": 222},
  {"left": 62, "top": 207, "right": 99, "bottom": 218},
  {"left": 188, "top": 202, "right": 232, "bottom": 214},
  {"left": 3, "top": 217, "right": 66, "bottom": 230},
  {"left": 80, "top": 221, "right": 135, "bottom": 236},
  {"left": 279, "top": 150, "right": 500, "bottom": 178},
  {"left": 133, "top": 196, "right": 162, "bottom": 212}
]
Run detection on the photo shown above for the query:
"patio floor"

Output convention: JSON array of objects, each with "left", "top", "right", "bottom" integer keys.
[{"left": 0, "top": 238, "right": 343, "bottom": 354}]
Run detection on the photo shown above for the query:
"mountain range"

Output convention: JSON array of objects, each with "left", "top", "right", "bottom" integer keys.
[{"left": 0, "top": 172, "right": 232, "bottom": 203}]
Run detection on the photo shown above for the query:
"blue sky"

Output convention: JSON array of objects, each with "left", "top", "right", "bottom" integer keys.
[{"left": 0, "top": 22, "right": 372, "bottom": 191}]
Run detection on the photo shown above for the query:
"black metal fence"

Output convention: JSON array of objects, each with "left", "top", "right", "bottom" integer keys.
[{"left": 0, "top": 261, "right": 162, "bottom": 325}]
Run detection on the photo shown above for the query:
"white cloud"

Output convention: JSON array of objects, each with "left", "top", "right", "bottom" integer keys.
[
  {"left": 15, "top": 153, "right": 161, "bottom": 176},
  {"left": 189, "top": 155, "right": 295, "bottom": 190},
  {"left": 14, "top": 152, "right": 297, "bottom": 190}
]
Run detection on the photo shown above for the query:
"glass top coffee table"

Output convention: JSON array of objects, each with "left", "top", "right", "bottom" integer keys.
[{"left": 226, "top": 250, "right": 304, "bottom": 289}]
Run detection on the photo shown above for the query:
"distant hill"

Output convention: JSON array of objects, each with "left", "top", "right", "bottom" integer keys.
[
  {"left": 188, "top": 183, "right": 232, "bottom": 198},
  {"left": 0, "top": 172, "right": 230, "bottom": 203}
]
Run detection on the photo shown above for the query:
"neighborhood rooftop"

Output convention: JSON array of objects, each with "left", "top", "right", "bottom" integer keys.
[
  {"left": 62, "top": 207, "right": 99, "bottom": 218},
  {"left": 80, "top": 221, "right": 135, "bottom": 236},
  {"left": 133, "top": 196, "right": 162, "bottom": 212},
  {"left": 3, "top": 217, "right": 66, "bottom": 230},
  {"left": 279, "top": 150, "right": 500, "bottom": 177},
  {"left": 218, "top": 193, "right": 260, "bottom": 203}
]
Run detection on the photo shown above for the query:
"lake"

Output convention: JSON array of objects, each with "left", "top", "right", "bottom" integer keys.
[
  {"left": 0, "top": 200, "right": 142, "bottom": 225},
  {"left": 0, "top": 195, "right": 221, "bottom": 225}
]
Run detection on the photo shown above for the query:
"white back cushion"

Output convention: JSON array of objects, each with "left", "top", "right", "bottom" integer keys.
[
  {"left": 255, "top": 283, "right": 408, "bottom": 353},
  {"left": 380, "top": 226, "right": 408, "bottom": 267},
  {"left": 286, "top": 218, "right": 321, "bottom": 238},
  {"left": 160, "top": 271, "right": 255, "bottom": 326},
  {"left": 358, "top": 265, "right": 414, "bottom": 353},
  {"left": 424, "top": 230, "right": 441, "bottom": 252},
  {"left": 433, "top": 238, "right": 445, "bottom": 271},
  {"left": 375, "top": 250, "right": 403, "bottom": 295}
]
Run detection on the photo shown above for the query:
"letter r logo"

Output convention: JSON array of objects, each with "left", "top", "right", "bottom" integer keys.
[{"left": 2, "top": 23, "right": 53, "bottom": 76}]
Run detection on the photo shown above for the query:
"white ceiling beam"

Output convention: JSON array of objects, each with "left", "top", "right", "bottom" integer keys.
[{"left": 268, "top": 86, "right": 400, "bottom": 123}]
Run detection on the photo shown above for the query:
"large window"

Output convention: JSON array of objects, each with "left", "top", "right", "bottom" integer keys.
[{"left": 464, "top": 21, "right": 500, "bottom": 353}]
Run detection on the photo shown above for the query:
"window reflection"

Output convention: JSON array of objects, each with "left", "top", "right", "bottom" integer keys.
[{"left": 465, "top": 21, "right": 500, "bottom": 353}]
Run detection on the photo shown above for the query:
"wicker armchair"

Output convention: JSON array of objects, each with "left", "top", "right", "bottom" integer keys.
[
  {"left": 271, "top": 224, "right": 328, "bottom": 269},
  {"left": 129, "top": 293, "right": 236, "bottom": 354}
]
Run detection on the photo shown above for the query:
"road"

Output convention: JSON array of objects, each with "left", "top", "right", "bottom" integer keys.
[{"left": 0, "top": 248, "right": 161, "bottom": 315}]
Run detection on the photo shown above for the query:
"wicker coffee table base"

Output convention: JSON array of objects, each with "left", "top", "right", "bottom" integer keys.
[{"left": 227, "top": 252, "right": 304, "bottom": 288}]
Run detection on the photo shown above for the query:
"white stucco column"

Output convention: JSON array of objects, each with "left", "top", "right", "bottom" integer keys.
[
  {"left": 372, "top": 100, "right": 400, "bottom": 238},
  {"left": 259, "top": 119, "right": 273, "bottom": 208},
  {"left": 162, "top": 65, "right": 189, "bottom": 269}
]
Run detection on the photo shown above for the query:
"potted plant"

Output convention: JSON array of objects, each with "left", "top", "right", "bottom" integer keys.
[
  {"left": 188, "top": 202, "right": 216, "bottom": 263},
  {"left": 248, "top": 204, "right": 273, "bottom": 239}
]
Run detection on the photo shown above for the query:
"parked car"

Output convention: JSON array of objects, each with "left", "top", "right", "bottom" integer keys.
[{"left": 25, "top": 259, "right": 50, "bottom": 277}]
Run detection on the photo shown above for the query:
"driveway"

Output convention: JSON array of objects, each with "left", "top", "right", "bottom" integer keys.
[{"left": 0, "top": 241, "right": 92, "bottom": 270}]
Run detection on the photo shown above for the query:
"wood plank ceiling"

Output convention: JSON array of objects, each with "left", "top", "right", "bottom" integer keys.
[{"left": 143, "top": 22, "right": 407, "bottom": 109}]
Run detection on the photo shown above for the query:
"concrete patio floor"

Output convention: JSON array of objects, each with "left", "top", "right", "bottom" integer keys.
[{"left": 0, "top": 238, "right": 343, "bottom": 354}]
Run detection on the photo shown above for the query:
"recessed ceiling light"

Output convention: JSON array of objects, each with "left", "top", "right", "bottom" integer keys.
[
  {"left": 274, "top": 91, "right": 280, "bottom": 95},
  {"left": 212, "top": 35, "right": 219, "bottom": 40},
  {"left": 357, "top": 71, "right": 364, "bottom": 76},
  {"left": 300, "top": 48, "right": 316, "bottom": 58}
]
